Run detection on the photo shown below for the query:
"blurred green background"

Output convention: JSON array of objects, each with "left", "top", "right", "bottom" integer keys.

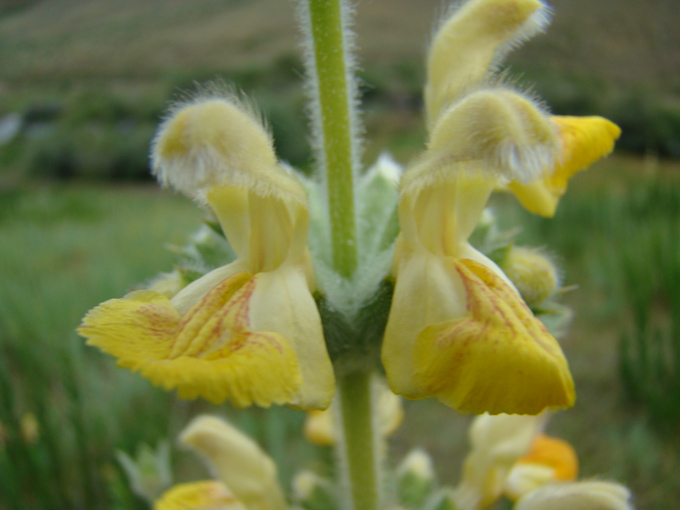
[{"left": 1, "top": 0, "right": 679, "bottom": 509}]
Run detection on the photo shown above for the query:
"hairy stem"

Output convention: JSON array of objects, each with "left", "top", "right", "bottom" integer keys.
[
  {"left": 337, "top": 372, "right": 380, "bottom": 510},
  {"left": 305, "top": 0, "right": 359, "bottom": 278}
]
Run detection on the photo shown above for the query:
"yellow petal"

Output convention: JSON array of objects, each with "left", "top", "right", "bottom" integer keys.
[
  {"left": 181, "top": 416, "right": 286, "bottom": 510},
  {"left": 78, "top": 272, "right": 303, "bottom": 408},
  {"left": 400, "top": 177, "right": 496, "bottom": 255},
  {"left": 413, "top": 258, "right": 575, "bottom": 415},
  {"left": 509, "top": 116, "right": 621, "bottom": 217},
  {"left": 248, "top": 266, "right": 334, "bottom": 410},
  {"left": 406, "top": 89, "right": 558, "bottom": 198},
  {"left": 155, "top": 481, "right": 244, "bottom": 510},
  {"left": 383, "top": 248, "right": 469, "bottom": 399},
  {"left": 207, "top": 183, "right": 311, "bottom": 275},
  {"left": 425, "top": 0, "right": 550, "bottom": 126}
]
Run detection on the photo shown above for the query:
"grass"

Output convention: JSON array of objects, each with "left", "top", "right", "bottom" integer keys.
[{"left": 0, "top": 184, "right": 199, "bottom": 509}]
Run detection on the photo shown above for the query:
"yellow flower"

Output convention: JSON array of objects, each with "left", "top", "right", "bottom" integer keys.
[
  {"left": 155, "top": 415, "right": 286, "bottom": 510},
  {"left": 504, "top": 434, "right": 578, "bottom": 500},
  {"left": 452, "top": 413, "right": 548, "bottom": 510},
  {"left": 382, "top": 88, "right": 575, "bottom": 415},
  {"left": 452, "top": 414, "right": 632, "bottom": 510},
  {"left": 380, "top": 0, "right": 623, "bottom": 415},
  {"left": 179, "top": 416, "right": 287, "bottom": 510},
  {"left": 425, "top": 0, "right": 620, "bottom": 217},
  {"left": 79, "top": 95, "right": 334, "bottom": 410}
]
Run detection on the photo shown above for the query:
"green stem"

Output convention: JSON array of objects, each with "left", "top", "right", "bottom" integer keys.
[
  {"left": 338, "top": 372, "right": 380, "bottom": 510},
  {"left": 307, "top": 0, "right": 358, "bottom": 278}
]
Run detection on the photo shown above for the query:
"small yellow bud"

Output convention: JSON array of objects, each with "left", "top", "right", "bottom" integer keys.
[
  {"left": 397, "top": 449, "right": 436, "bottom": 508},
  {"left": 20, "top": 413, "right": 39, "bottom": 445},
  {"left": 397, "top": 449, "right": 435, "bottom": 481},
  {"left": 292, "top": 471, "right": 322, "bottom": 501},
  {"left": 501, "top": 246, "right": 559, "bottom": 305}
]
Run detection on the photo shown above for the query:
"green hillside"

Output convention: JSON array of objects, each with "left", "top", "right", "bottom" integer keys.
[
  {"left": 1, "top": 0, "right": 678, "bottom": 89},
  {"left": 1, "top": 0, "right": 678, "bottom": 181}
]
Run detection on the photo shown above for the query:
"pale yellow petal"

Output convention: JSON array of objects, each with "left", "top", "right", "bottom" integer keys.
[
  {"left": 155, "top": 481, "right": 244, "bottom": 510},
  {"left": 509, "top": 116, "right": 621, "bottom": 217},
  {"left": 248, "top": 265, "right": 334, "bottom": 410},
  {"left": 383, "top": 247, "right": 469, "bottom": 399},
  {"left": 170, "top": 261, "right": 250, "bottom": 315},
  {"left": 507, "top": 179, "right": 559, "bottom": 218},
  {"left": 405, "top": 89, "right": 558, "bottom": 197},
  {"left": 399, "top": 178, "right": 496, "bottom": 256},
  {"left": 504, "top": 464, "right": 556, "bottom": 502},
  {"left": 413, "top": 258, "right": 575, "bottom": 415},
  {"left": 181, "top": 417, "right": 286, "bottom": 510},
  {"left": 153, "top": 97, "right": 284, "bottom": 203},
  {"left": 78, "top": 272, "right": 303, "bottom": 407},
  {"left": 425, "top": 0, "right": 550, "bottom": 125},
  {"left": 384, "top": 242, "right": 516, "bottom": 400}
]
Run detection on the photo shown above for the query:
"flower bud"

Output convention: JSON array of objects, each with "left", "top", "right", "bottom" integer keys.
[
  {"left": 292, "top": 471, "right": 337, "bottom": 510},
  {"left": 500, "top": 246, "right": 559, "bottom": 305},
  {"left": 397, "top": 449, "right": 436, "bottom": 509}
]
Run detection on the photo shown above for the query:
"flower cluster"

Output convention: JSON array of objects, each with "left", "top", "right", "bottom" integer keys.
[
  {"left": 150, "top": 413, "right": 632, "bottom": 510},
  {"left": 78, "top": 0, "right": 619, "bottom": 418},
  {"left": 77, "top": 0, "right": 630, "bottom": 509}
]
